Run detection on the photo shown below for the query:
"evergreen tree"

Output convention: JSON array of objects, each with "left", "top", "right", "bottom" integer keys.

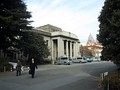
[
  {"left": 97, "top": 0, "right": 120, "bottom": 65},
  {"left": 20, "top": 31, "right": 50, "bottom": 64},
  {"left": 0, "top": 0, "right": 32, "bottom": 50}
]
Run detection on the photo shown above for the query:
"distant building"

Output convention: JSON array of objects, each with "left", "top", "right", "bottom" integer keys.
[
  {"left": 85, "top": 34, "right": 102, "bottom": 57},
  {"left": 31, "top": 24, "right": 80, "bottom": 64}
]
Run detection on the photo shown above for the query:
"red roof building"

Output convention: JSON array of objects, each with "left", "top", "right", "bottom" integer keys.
[{"left": 86, "top": 34, "right": 102, "bottom": 57}]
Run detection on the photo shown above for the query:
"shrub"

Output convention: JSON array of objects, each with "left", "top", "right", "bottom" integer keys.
[
  {"left": 102, "top": 72, "right": 120, "bottom": 90},
  {"left": 0, "top": 57, "right": 9, "bottom": 66},
  {"left": 0, "top": 57, "right": 10, "bottom": 72}
]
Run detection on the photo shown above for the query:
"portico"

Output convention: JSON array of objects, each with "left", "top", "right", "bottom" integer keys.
[{"left": 51, "top": 38, "right": 80, "bottom": 64}]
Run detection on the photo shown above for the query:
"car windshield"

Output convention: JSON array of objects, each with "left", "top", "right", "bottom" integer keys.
[
  {"left": 77, "top": 57, "right": 82, "bottom": 59},
  {"left": 61, "top": 57, "right": 68, "bottom": 60}
]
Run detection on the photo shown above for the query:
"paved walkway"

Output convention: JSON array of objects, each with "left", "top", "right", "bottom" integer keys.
[
  {"left": 0, "top": 62, "right": 100, "bottom": 78},
  {"left": 0, "top": 64, "right": 71, "bottom": 78},
  {"left": 0, "top": 63, "right": 104, "bottom": 90}
]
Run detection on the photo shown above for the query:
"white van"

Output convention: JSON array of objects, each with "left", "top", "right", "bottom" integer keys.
[
  {"left": 72, "top": 57, "right": 87, "bottom": 63},
  {"left": 55, "top": 56, "right": 71, "bottom": 65},
  {"left": 72, "top": 57, "right": 82, "bottom": 63}
]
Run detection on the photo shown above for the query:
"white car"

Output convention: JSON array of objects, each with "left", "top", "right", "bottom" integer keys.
[
  {"left": 9, "top": 62, "right": 24, "bottom": 71},
  {"left": 55, "top": 56, "right": 71, "bottom": 65},
  {"left": 72, "top": 57, "right": 82, "bottom": 63},
  {"left": 92, "top": 57, "right": 101, "bottom": 62},
  {"left": 80, "top": 59, "right": 87, "bottom": 63},
  {"left": 9, "top": 62, "right": 17, "bottom": 69},
  {"left": 72, "top": 57, "right": 87, "bottom": 63}
]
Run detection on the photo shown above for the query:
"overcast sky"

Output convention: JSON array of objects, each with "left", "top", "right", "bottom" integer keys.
[{"left": 25, "top": 0, "right": 105, "bottom": 44}]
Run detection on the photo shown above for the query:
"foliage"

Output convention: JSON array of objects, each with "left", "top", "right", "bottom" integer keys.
[
  {"left": 0, "top": 0, "right": 32, "bottom": 50},
  {"left": 102, "top": 72, "right": 120, "bottom": 90},
  {"left": 0, "top": 56, "right": 13, "bottom": 72},
  {"left": 0, "top": 56, "right": 9, "bottom": 66},
  {"left": 97, "top": 0, "right": 120, "bottom": 65},
  {"left": 80, "top": 45, "right": 93, "bottom": 57},
  {"left": 20, "top": 31, "right": 50, "bottom": 64}
]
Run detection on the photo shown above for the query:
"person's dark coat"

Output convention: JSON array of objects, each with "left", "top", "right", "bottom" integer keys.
[
  {"left": 29, "top": 58, "right": 37, "bottom": 78},
  {"left": 16, "top": 60, "right": 22, "bottom": 76}
]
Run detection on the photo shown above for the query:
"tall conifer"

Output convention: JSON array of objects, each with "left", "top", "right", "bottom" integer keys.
[
  {"left": 97, "top": 0, "right": 120, "bottom": 65},
  {"left": 0, "top": 0, "right": 32, "bottom": 50}
]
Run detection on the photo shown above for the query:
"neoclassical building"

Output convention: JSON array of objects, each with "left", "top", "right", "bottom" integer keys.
[{"left": 29, "top": 24, "right": 80, "bottom": 64}]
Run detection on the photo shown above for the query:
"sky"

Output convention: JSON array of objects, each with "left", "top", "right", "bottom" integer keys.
[{"left": 25, "top": 0, "right": 105, "bottom": 44}]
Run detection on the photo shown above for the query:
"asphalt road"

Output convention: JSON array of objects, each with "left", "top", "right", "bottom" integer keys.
[{"left": 0, "top": 61, "right": 117, "bottom": 90}]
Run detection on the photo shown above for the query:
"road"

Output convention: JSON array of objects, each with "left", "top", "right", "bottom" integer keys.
[{"left": 0, "top": 61, "right": 117, "bottom": 90}]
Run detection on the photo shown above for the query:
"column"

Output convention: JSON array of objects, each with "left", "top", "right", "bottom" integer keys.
[
  {"left": 58, "top": 37, "right": 64, "bottom": 57},
  {"left": 66, "top": 41, "right": 68, "bottom": 57},
  {"left": 72, "top": 42, "right": 74, "bottom": 57},
  {"left": 58, "top": 38, "right": 60, "bottom": 57},
  {"left": 51, "top": 40, "right": 54, "bottom": 64},
  {"left": 76, "top": 42, "right": 80, "bottom": 56},
  {"left": 70, "top": 41, "right": 72, "bottom": 57},
  {"left": 74, "top": 42, "right": 76, "bottom": 57}
]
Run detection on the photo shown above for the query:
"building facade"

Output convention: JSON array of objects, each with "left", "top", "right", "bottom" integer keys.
[
  {"left": 86, "top": 34, "right": 102, "bottom": 58},
  {"left": 33, "top": 24, "right": 80, "bottom": 64}
]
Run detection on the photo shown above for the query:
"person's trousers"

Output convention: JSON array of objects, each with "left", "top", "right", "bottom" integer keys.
[{"left": 16, "top": 70, "right": 21, "bottom": 76}]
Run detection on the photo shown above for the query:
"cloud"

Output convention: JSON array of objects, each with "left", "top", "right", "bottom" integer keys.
[
  {"left": 48, "top": 0, "right": 63, "bottom": 7},
  {"left": 26, "top": 0, "right": 105, "bottom": 43}
]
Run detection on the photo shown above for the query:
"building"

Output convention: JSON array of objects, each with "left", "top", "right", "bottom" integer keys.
[
  {"left": 86, "top": 34, "right": 102, "bottom": 58},
  {"left": 0, "top": 24, "right": 80, "bottom": 64},
  {"left": 32, "top": 24, "right": 80, "bottom": 64}
]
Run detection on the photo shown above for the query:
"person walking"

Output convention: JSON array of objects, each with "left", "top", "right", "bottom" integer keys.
[
  {"left": 29, "top": 58, "right": 38, "bottom": 78},
  {"left": 16, "top": 60, "right": 22, "bottom": 76}
]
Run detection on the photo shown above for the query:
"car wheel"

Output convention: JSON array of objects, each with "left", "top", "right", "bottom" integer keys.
[
  {"left": 68, "top": 63, "right": 70, "bottom": 65},
  {"left": 64, "top": 62, "right": 66, "bottom": 65}
]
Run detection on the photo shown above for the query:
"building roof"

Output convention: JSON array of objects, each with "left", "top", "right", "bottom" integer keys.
[
  {"left": 35, "top": 24, "right": 79, "bottom": 40},
  {"left": 86, "top": 34, "right": 102, "bottom": 49},
  {"left": 36, "top": 24, "right": 62, "bottom": 32}
]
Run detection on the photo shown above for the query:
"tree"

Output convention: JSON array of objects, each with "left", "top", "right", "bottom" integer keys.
[
  {"left": 80, "top": 45, "right": 84, "bottom": 57},
  {"left": 0, "top": 0, "right": 32, "bottom": 50},
  {"left": 97, "top": 0, "right": 120, "bottom": 65},
  {"left": 80, "top": 45, "right": 93, "bottom": 58},
  {"left": 20, "top": 31, "right": 50, "bottom": 64}
]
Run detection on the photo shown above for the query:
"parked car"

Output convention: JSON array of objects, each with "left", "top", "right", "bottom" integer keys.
[
  {"left": 86, "top": 58, "right": 93, "bottom": 62},
  {"left": 72, "top": 57, "right": 82, "bottom": 63},
  {"left": 92, "top": 57, "right": 100, "bottom": 62},
  {"left": 55, "top": 56, "right": 71, "bottom": 65},
  {"left": 9, "top": 62, "right": 24, "bottom": 71},
  {"left": 9, "top": 62, "right": 17, "bottom": 69},
  {"left": 81, "top": 59, "right": 87, "bottom": 63},
  {"left": 72, "top": 57, "right": 87, "bottom": 63}
]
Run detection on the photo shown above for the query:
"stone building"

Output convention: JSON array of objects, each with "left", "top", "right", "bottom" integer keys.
[{"left": 32, "top": 24, "right": 80, "bottom": 64}]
